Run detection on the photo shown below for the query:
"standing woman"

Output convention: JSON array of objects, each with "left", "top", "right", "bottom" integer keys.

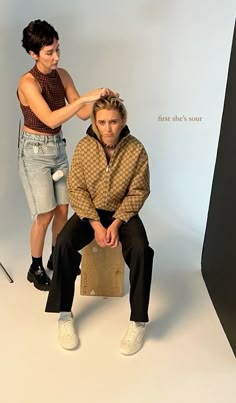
[{"left": 18, "top": 19, "right": 115, "bottom": 291}]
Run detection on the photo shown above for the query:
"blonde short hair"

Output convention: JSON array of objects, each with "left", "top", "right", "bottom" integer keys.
[{"left": 91, "top": 96, "right": 127, "bottom": 138}]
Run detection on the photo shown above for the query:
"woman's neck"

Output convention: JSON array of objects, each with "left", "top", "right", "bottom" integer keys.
[
  {"left": 103, "top": 146, "right": 115, "bottom": 161},
  {"left": 35, "top": 62, "right": 52, "bottom": 75}
]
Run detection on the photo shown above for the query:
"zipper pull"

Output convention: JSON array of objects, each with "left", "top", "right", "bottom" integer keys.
[{"left": 106, "top": 166, "right": 109, "bottom": 172}]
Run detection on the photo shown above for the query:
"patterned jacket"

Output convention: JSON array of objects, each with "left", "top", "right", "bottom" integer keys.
[{"left": 67, "top": 125, "right": 150, "bottom": 223}]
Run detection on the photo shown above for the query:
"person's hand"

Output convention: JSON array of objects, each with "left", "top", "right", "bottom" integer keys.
[
  {"left": 82, "top": 88, "right": 108, "bottom": 104},
  {"left": 89, "top": 218, "right": 123, "bottom": 248},
  {"left": 106, "top": 225, "right": 119, "bottom": 248},
  {"left": 103, "top": 88, "right": 124, "bottom": 101},
  {"left": 94, "top": 225, "right": 108, "bottom": 247},
  {"left": 105, "top": 218, "right": 123, "bottom": 248},
  {"left": 83, "top": 88, "right": 122, "bottom": 104},
  {"left": 102, "top": 88, "right": 120, "bottom": 98},
  {"left": 89, "top": 219, "right": 108, "bottom": 247}
]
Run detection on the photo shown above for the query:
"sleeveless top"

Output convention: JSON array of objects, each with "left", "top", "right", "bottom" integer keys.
[{"left": 19, "top": 65, "right": 66, "bottom": 134}]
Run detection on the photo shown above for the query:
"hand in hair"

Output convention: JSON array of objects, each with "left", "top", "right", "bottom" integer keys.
[
  {"left": 101, "top": 88, "right": 120, "bottom": 99},
  {"left": 82, "top": 88, "right": 123, "bottom": 104}
]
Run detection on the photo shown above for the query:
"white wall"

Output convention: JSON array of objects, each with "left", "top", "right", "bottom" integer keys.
[{"left": 0, "top": 0, "right": 235, "bottom": 269}]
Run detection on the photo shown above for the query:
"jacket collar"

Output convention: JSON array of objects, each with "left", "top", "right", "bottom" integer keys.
[{"left": 86, "top": 124, "right": 130, "bottom": 144}]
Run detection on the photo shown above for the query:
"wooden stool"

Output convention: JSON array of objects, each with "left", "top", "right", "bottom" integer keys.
[{"left": 80, "top": 240, "right": 125, "bottom": 297}]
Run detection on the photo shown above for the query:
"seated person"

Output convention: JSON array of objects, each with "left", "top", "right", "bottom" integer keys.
[{"left": 45, "top": 96, "right": 154, "bottom": 355}]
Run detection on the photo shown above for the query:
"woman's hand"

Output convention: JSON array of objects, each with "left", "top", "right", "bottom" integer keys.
[
  {"left": 89, "top": 219, "right": 107, "bottom": 247},
  {"left": 105, "top": 225, "right": 119, "bottom": 248},
  {"left": 102, "top": 88, "right": 120, "bottom": 98},
  {"left": 82, "top": 88, "right": 120, "bottom": 104},
  {"left": 89, "top": 218, "right": 123, "bottom": 248},
  {"left": 106, "top": 218, "right": 123, "bottom": 248}
]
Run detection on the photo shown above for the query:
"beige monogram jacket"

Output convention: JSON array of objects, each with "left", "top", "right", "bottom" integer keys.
[{"left": 67, "top": 125, "right": 150, "bottom": 223}]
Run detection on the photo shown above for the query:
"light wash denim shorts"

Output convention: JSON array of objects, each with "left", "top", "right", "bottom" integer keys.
[{"left": 18, "top": 131, "right": 69, "bottom": 220}]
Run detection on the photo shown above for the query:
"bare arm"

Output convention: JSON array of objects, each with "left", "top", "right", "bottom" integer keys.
[
  {"left": 58, "top": 69, "right": 120, "bottom": 120},
  {"left": 58, "top": 68, "right": 95, "bottom": 120},
  {"left": 58, "top": 69, "right": 103, "bottom": 120},
  {"left": 18, "top": 70, "right": 109, "bottom": 129}
]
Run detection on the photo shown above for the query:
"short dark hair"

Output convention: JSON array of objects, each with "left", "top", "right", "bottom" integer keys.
[{"left": 22, "top": 19, "right": 59, "bottom": 55}]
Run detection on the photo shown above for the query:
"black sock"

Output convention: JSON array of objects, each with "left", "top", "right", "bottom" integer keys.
[{"left": 31, "top": 256, "right": 43, "bottom": 269}]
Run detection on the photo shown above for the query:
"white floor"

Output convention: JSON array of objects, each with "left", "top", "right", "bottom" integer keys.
[{"left": 0, "top": 225, "right": 236, "bottom": 403}]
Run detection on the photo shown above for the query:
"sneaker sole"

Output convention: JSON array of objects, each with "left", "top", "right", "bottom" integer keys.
[
  {"left": 120, "top": 343, "right": 144, "bottom": 356},
  {"left": 27, "top": 272, "right": 50, "bottom": 291},
  {"left": 59, "top": 340, "right": 79, "bottom": 350}
]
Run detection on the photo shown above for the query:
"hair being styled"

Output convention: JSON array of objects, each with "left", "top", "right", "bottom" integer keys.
[
  {"left": 22, "top": 19, "right": 59, "bottom": 55},
  {"left": 91, "top": 96, "right": 127, "bottom": 137}
]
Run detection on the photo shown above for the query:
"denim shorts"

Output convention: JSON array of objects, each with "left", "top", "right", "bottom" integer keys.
[{"left": 18, "top": 131, "right": 69, "bottom": 220}]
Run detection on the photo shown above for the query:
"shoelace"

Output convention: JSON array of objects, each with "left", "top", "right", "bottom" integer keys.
[
  {"left": 60, "top": 320, "right": 74, "bottom": 336},
  {"left": 125, "top": 323, "right": 142, "bottom": 343}
]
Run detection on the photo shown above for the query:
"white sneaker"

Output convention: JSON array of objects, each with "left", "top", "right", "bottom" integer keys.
[
  {"left": 120, "top": 321, "right": 146, "bottom": 355},
  {"left": 58, "top": 316, "right": 79, "bottom": 350}
]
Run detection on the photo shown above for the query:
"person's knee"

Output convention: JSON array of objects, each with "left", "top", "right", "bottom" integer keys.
[
  {"left": 54, "top": 225, "right": 81, "bottom": 274},
  {"left": 130, "top": 236, "right": 148, "bottom": 252},
  {"left": 128, "top": 238, "right": 154, "bottom": 266},
  {"left": 36, "top": 211, "right": 54, "bottom": 227},
  {"left": 54, "top": 204, "right": 68, "bottom": 220},
  {"left": 55, "top": 220, "right": 79, "bottom": 253}
]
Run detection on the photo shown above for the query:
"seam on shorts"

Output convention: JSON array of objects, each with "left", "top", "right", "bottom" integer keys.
[{"left": 20, "top": 149, "right": 38, "bottom": 218}]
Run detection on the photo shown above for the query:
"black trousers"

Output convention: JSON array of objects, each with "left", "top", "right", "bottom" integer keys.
[{"left": 45, "top": 210, "right": 154, "bottom": 322}]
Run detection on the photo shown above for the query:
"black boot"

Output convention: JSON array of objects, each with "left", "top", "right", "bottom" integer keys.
[{"left": 27, "top": 265, "right": 50, "bottom": 291}]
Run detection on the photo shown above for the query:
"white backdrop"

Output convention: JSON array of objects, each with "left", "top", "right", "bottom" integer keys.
[{"left": 0, "top": 0, "right": 235, "bottom": 271}]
